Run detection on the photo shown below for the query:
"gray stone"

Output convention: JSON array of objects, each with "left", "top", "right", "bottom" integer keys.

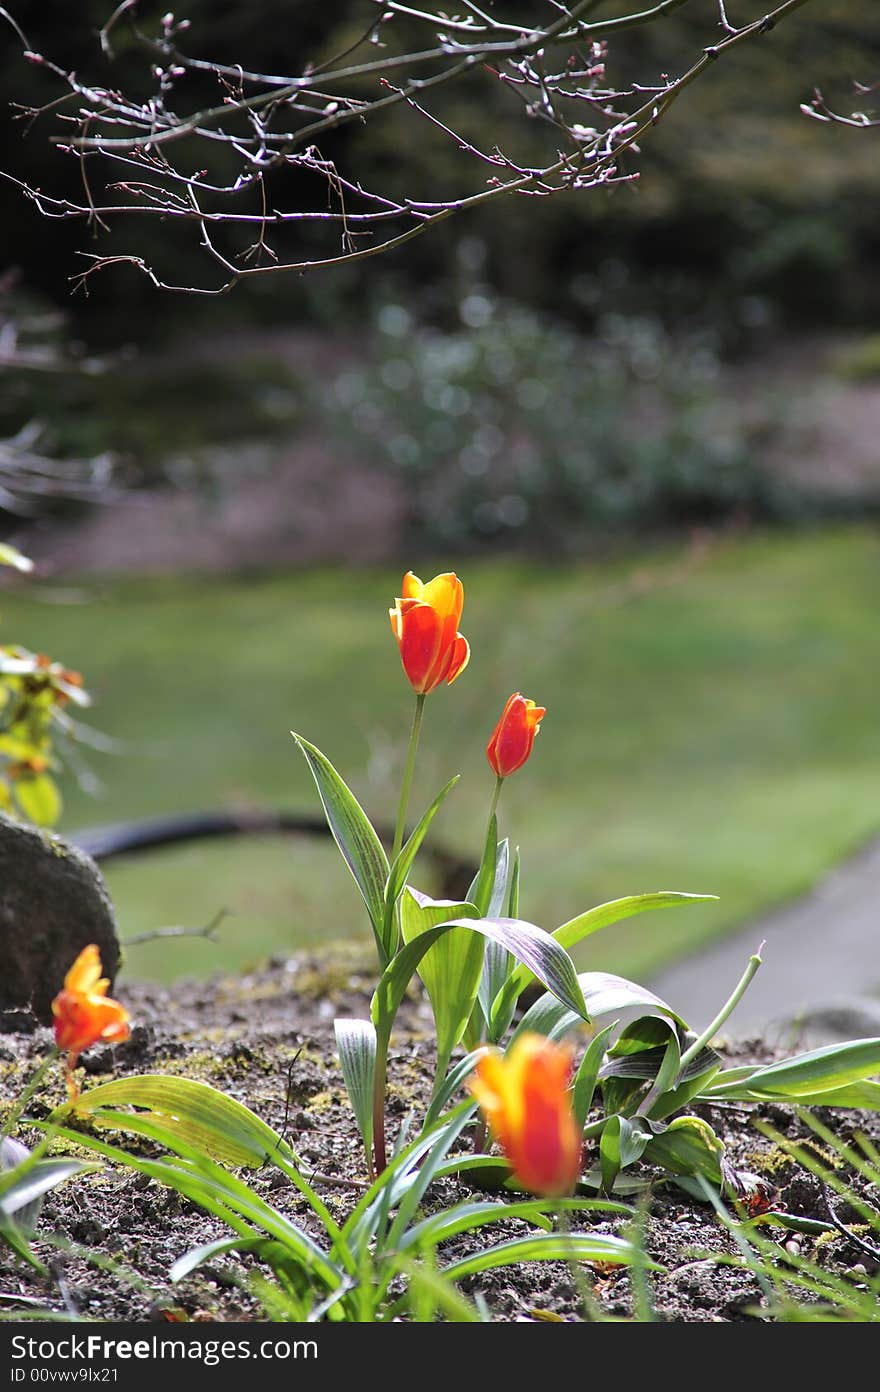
[{"left": 0, "top": 812, "right": 120, "bottom": 1026}]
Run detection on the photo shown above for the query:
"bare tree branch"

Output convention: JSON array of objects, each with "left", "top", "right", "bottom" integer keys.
[
  {"left": 803, "top": 79, "right": 880, "bottom": 129},
  {"left": 0, "top": 0, "right": 819, "bottom": 295}
]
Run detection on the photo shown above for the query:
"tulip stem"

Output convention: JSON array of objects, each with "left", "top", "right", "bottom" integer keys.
[
  {"left": 471, "top": 775, "right": 505, "bottom": 919},
  {"left": 372, "top": 1046, "right": 388, "bottom": 1177},
  {"left": 556, "top": 1204, "right": 605, "bottom": 1321},
  {"left": 472, "top": 1115, "right": 489, "bottom": 1156},
  {"left": 392, "top": 693, "right": 426, "bottom": 864},
  {"left": 430, "top": 1046, "right": 453, "bottom": 1106},
  {"left": 488, "top": 774, "right": 503, "bottom": 826},
  {"left": 679, "top": 942, "right": 764, "bottom": 1071}
]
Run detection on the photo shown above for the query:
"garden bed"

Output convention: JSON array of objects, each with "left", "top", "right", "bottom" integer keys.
[{"left": 1, "top": 952, "right": 877, "bottom": 1323}]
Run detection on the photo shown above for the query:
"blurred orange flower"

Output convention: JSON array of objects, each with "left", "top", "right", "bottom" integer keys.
[
  {"left": 486, "top": 692, "right": 546, "bottom": 779},
  {"left": 389, "top": 571, "right": 470, "bottom": 695},
  {"left": 468, "top": 1032, "right": 582, "bottom": 1196},
  {"left": 52, "top": 945, "right": 130, "bottom": 1100}
]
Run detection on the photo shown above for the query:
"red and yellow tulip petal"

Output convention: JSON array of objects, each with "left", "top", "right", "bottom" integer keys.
[
  {"left": 446, "top": 634, "right": 470, "bottom": 686},
  {"left": 401, "top": 571, "right": 424, "bottom": 601},
  {"left": 518, "top": 1071, "right": 581, "bottom": 1196},
  {"left": 100, "top": 1016, "right": 132, "bottom": 1045},
  {"left": 470, "top": 1050, "right": 517, "bottom": 1132},
  {"left": 53, "top": 993, "right": 100, "bottom": 1054},
  {"left": 420, "top": 573, "right": 463, "bottom": 630},
  {"left": 63, "top": 944, "right": 104, "bottom": 996},
  {"left": 397, "top": 601, "right": 444, "bottom": 694},
  {"left": 92, "top": 1001, "right": 131, "bottom": 1044}
]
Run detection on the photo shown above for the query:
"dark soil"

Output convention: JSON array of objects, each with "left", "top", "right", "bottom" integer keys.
[{"left": 1, "top": 953, "right": 878, "bottom": 1323}]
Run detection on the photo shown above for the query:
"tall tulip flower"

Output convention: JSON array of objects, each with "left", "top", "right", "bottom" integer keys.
[
  {"left": 486, "top": 692, "right": 546, "bottom": 780},
  {"left": 389, "top": 571, "right": 470, "bottom": 696},
  {"left": 468, "top": 1033, "right": 582, "bottom": 1196},
  {"left": 52, "top": 944, "right": 130, "bottom": 1101},
  {"left": 388, "top": 571, "right": 470, "bottom": 866}
]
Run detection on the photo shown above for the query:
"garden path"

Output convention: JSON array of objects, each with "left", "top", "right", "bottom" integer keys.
[{"left": 649, "top": 836, "right": 880, "bottom": 1043}]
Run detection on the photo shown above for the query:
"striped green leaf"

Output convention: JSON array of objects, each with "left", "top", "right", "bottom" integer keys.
[
  {"left": 373, "top": 914, "right": 587, "bottom": 1047},
  {"left": 67, "top": 1074, "right": 288, "bottom": 1168},
  {"left": 400, "top": 889, "right": 484, "bottom": 1075},
  {"left": 292, "top": 733, "right": 390, "bottom": 960},
  {"left": 442, "top": 1231, "right": 660, "bottom": 1279},
  {"left": 493, "top": 892, "right": 715, "bottom": 1025},
  {"left": 334, "top": 1019, "right": 377, "bottom": 1162},
  {"left": 383, "top": 775, "right": 460, "bottom": 945}
]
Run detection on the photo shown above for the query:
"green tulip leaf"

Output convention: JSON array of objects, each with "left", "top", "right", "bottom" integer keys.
[
  {"left": 400, "top": 889, "right": 484, "bottom": 1073},
  {"left": 726, "top": 1038, "right": 880, "bottom": 1099},
  {"left": 511, "top": 970, "right": 684, "bottom": 1046},
  {"left": 478, "top": 839, "right": 515, "bottom": 1037},
  {"left": 573, "top": 1024, "right": 616, "bottom": 1130},
  {"left": 641, "top": 1115, "right": 726, "bottom": 1183},
  {"left": 384, "top": 775, "right": 460, "bottom": 940},
  {"left": 494, "top": 892, "right": 716, "bottom": 1023},
  {"left": 66, "top": 1074, "right": 290, "bottom": 1169},
  {"left": 599, "top": 1114, "right": 654, "bottom": 1192},
  {"left": 468, "top": 812, "right": 499, "bottom": 917},
  {"left": 373, "top": 912, "right": 588, "bottom": 1049},
  {"left": 334, "top": 1019, "right": 377, "bottom": 1161},
  {"left": 292, "top": 733, "right": 390, "bottom": 960},
  {"left": 0, "top": 1145, "right": 97, "bottom": 1241},
  {"left": 442, "top": 1231, "right": 660, "bottom": 1279},
  {"left": 423, "top": 1048, "right": 491, "bottom": 1134}
]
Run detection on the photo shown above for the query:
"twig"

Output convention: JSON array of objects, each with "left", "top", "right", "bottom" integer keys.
[
  {"left": 99, "top": 0, "right": 139, "bottom": 60},
  {"left": 819, "top": 1181, "right": 880, "bottom": 1262},
  {"left": 803, "top": 83, "right": 880, "bottom": 129},
  {"left": 122, "top": 908, "right": 230, "bottom": 948},
  {"left": 0, "top": 0, "right": 821, "bottom": 293}
]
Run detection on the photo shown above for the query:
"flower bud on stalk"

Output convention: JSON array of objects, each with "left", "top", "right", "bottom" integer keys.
[
  {"left": 486, "top": 692, "right": 546, "bottom": 779},
  {"left": 469, "top": 1033, "right": 582, "bottom": 1196},
  {"left": 52, "top": 945, "right": 130, "bottom": 1101},
  {"left": 389, "top": 571, "right": 469, "bottom": 695}
]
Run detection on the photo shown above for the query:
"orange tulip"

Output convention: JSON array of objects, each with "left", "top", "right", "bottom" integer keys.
[
  {"left": 52, "top": 945, "right": 130, "bottom": 1100},
  {"left": 389, "top": 571, "right": 470, "bottom": 695},
  {"left": 468, "top": 1033, "right": 582, "bottom": 1196},
  {"left": 486, "top": 692, "right": 546, "bottom": 779}
]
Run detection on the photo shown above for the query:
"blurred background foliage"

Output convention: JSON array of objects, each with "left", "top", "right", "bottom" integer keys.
[
  {"left": 2, "top": 2, "right": 880, "bottom": 988},
  {"left": 328, "top": 294, "right": 816, "bottom": 547}
]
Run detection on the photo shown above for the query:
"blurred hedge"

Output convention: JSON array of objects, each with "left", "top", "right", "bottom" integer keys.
[{"left": 1, "top": 1, "right": 878, "bottom": 340}]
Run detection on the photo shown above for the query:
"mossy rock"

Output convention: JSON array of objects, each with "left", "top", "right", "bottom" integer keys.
[{"left": 0, "top": 812, "right": 120, "bottom": 1026}]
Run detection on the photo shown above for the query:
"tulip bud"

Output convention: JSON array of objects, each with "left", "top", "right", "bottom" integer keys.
[
  {"left": 486, "top": 692, "right": 546, "bottom": 779},
  {"left": 52, "top": 945, "right": 130, "bottom": 1101},
  {"left": 468, "top": 1033, "right": 582, "bottom": 1196}
]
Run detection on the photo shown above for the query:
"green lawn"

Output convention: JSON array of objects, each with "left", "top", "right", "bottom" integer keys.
[{"left": 5, "top": 527, "right": 880, "bottom": 985}]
